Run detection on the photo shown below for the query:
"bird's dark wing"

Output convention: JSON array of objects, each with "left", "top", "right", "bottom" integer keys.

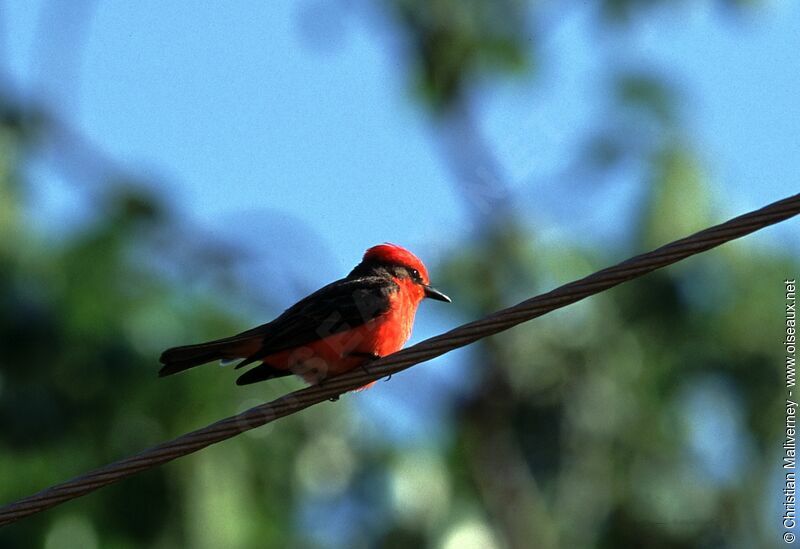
[
  {"left": 159, "top": 276, "right": 396, "bottom": 378},
  {"left": 234, "top": 276, "right": 396, "bottom": 366}
]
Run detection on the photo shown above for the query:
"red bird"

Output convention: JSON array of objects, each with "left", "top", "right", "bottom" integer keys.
[{"left": 159, "top": 243, "right": 450, "bottom": 387}]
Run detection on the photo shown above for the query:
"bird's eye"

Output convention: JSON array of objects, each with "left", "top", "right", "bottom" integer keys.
[{"left": 410, "top": 268, "right": 421, "bottom": 281}]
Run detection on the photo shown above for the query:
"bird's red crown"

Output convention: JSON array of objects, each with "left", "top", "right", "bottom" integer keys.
[{"left": 363, "top": 243, "right": 430, "bottom": 283}]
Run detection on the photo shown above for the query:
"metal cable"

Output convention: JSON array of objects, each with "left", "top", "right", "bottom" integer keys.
[{"left": 1, "top": 193, "right": 798, "bottom": 527}]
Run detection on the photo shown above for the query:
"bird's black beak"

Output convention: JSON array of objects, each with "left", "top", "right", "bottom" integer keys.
[{"left": 423, "top": 285, "right": 451, "bottom": 303}]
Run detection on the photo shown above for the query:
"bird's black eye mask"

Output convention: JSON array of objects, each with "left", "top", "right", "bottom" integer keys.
[
  {"left": 388, "top": 264, "right": 424, "bottom": 283},
  {"left": 348, "top": 259, "right": 424, "bottom": 284}
]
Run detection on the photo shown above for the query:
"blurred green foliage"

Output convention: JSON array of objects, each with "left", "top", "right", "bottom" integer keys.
[
  {"left": 436, "top": 181, "right": 793, "bottom": 548},
  {"left": 0, "top": 98, "right": 315, "bottom": 548},
  {"left": 388, "top": 0, "right": 530, "bottom": 110},
  {"left": 0, "top": 1, "right": 794, "bottom": 548}
]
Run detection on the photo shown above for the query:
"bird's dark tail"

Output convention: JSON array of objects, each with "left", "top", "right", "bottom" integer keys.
[{"left": 158, "top": 335, "right": 261, "bottom": 377}]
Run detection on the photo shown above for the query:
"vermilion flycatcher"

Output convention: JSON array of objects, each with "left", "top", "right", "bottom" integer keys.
[{"left": 159, "top": 243, "right": 450, "bottom": 386}]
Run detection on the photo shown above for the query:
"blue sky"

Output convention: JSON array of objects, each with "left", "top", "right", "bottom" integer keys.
[
  {"left": 2, "top": 2, "right": 798, "bottom": 444},
  {"left": 4, "top": 1, "right": 798, "bottom": 264}
]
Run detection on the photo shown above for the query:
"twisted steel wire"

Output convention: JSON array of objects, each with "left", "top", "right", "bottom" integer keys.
[{"left": 1, "top": 192, "right": 798, "bottom": 527}]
